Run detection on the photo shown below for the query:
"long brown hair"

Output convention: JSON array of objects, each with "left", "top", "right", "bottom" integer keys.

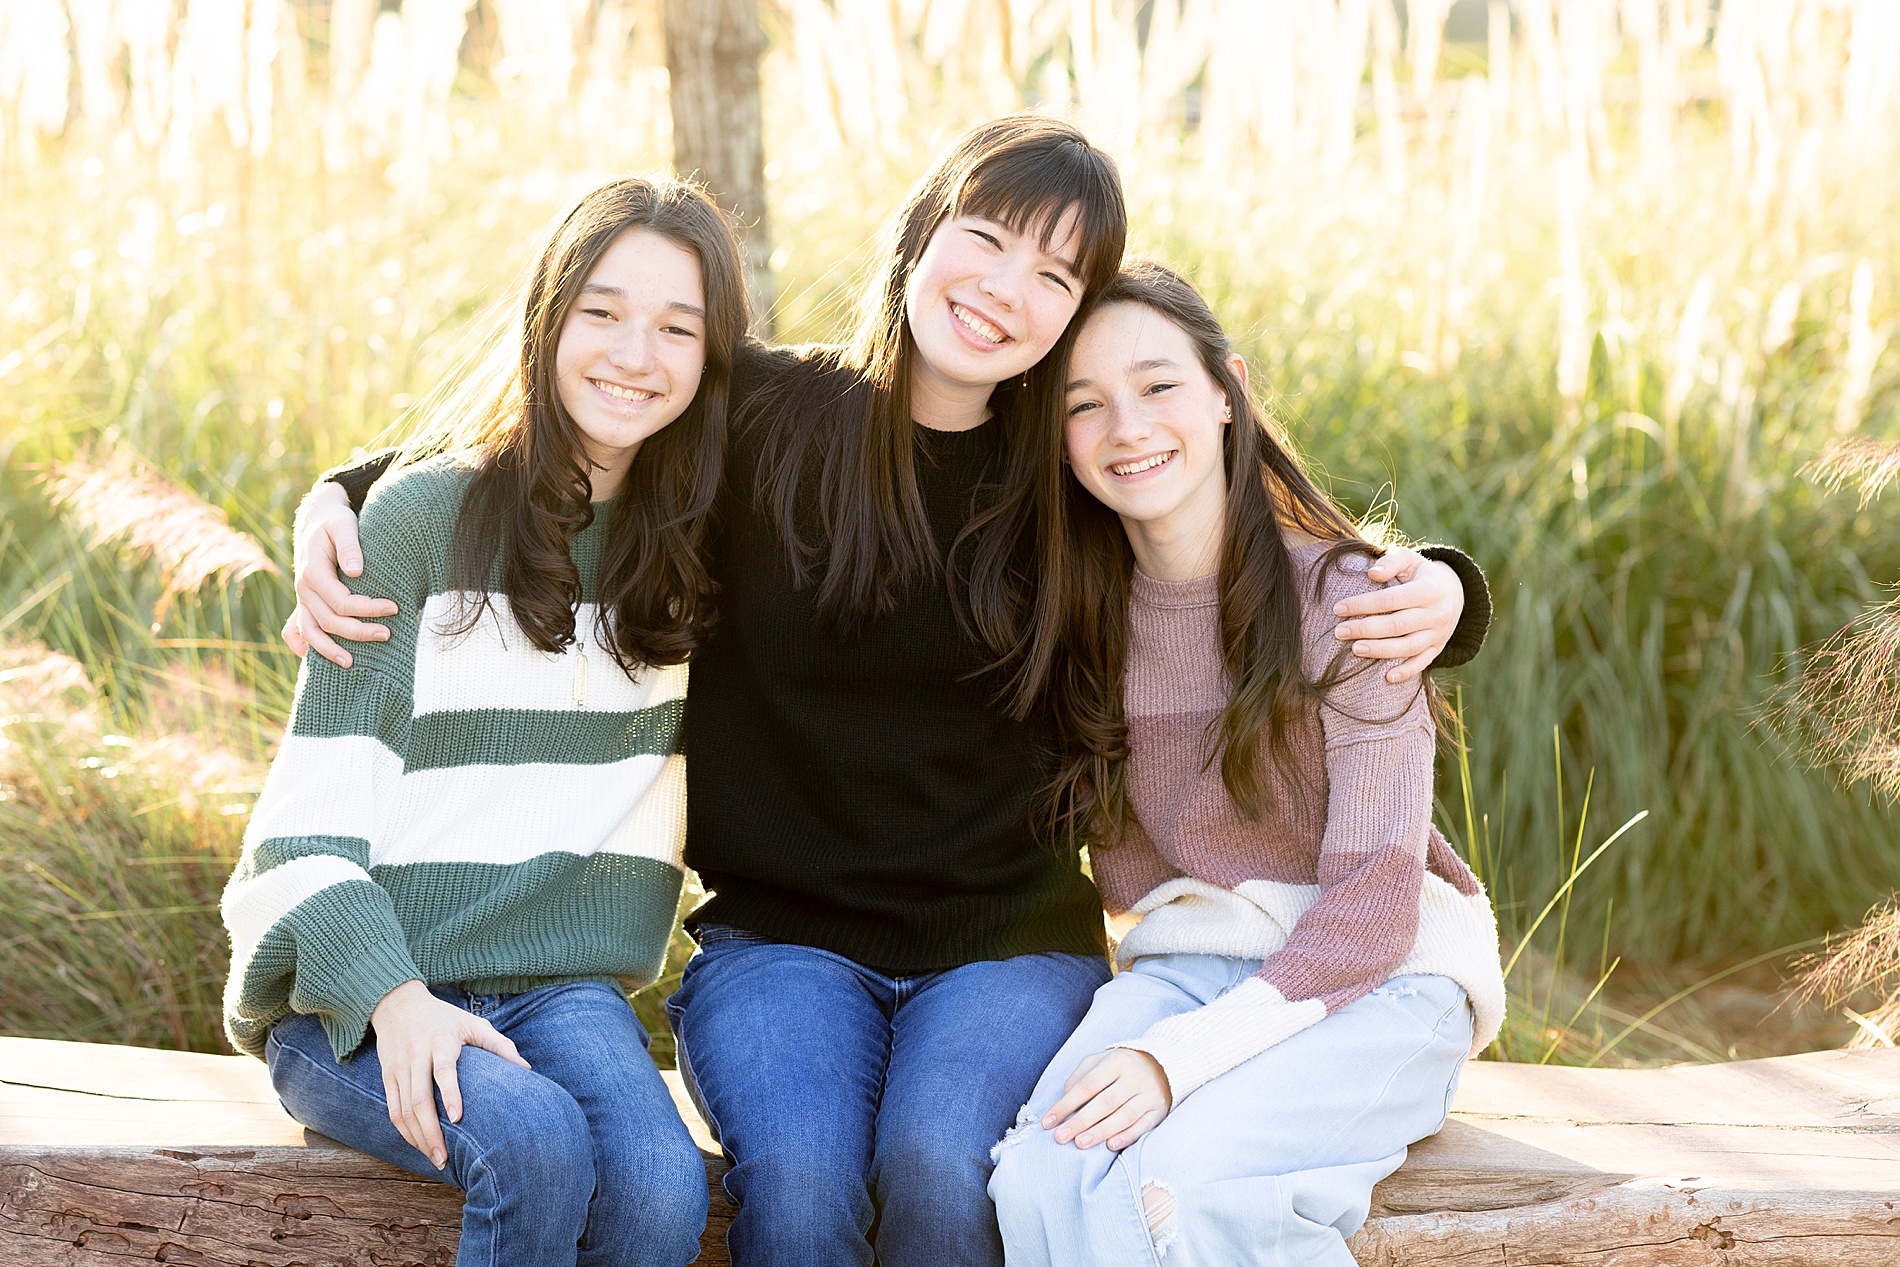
[
  {"left": 401, "top": 174, "right": 748, "bottom": 670},
  {"left": 750, "top": 114, "right": 1126, "bottom": 634},
  {"left": 1021, "top": 261, "right": 1390, "bottom": 849}
]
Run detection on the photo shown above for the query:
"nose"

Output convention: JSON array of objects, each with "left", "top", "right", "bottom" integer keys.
[
  {"left": 977, "top": 252, "right": 1029, "bottom": 311},
  {"left": 1104, "top": 396, "right": 1152, "bottom": 447},
  {"left": 608, "top": 325, "right": 657, "bottom": 374}
]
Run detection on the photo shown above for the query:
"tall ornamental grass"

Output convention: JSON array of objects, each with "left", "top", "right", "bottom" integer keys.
[{"left": 2, "top": 1, "right": 1896, "bottom": 1020}]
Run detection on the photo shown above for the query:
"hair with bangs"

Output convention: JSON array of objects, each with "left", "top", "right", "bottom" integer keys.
[
  {"left": 1015, "top": 261, "right": 1398, "bottom": 852},
  {"left": 752, "top": 113, "right": 1125, "bottom": 635}
]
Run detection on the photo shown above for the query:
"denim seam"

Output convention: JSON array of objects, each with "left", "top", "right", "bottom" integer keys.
[
  {"left": 1119, "top": 1141, "right": 1169, "bottom": 1267},
  {"left": 1299, "top": 1000, "right": 1461, "bottom": 1169}
]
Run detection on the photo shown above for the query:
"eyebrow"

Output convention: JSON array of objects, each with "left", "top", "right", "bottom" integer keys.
[
  {"left": 578, "top": 282, "right": 705, "bottom": 318},
  {"left": 1065, "top": 358, "right": 1182, "bottom": 390}
]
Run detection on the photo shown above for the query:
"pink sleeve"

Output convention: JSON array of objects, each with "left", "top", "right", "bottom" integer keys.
[
  {"left": 1090, "top": 811, "right": 1181, "bottom": 916},
  {"left": 1255, "top": 554, "right": 1434, "bottom": 1011}
]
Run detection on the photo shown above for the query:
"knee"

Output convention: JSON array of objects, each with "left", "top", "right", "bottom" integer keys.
[
  {"left": 590, "top": 1132, "right": 711, "bottom": 1252},
  {"left": 730, "top": 1141, "right": 868, "bottom": 1224},
  {"left": 466, "top": 1086, "right": 595, "bottom": 1211},
  {"left": 987, "top": 1123, "right": 1079, "bottom": 1222}
]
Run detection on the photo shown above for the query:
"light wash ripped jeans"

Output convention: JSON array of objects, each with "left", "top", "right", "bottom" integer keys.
[{"left": 988, "top": 955, "right": 1472, "bottom": 1267}]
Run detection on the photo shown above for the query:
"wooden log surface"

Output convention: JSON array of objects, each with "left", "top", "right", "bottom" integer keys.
[{"left": 4, "top": 1035, "right": 1899, "bottom": 1264}]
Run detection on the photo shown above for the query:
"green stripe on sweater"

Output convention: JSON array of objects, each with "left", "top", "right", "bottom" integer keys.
[
  {"left": 233, "top": 835, "right": 372, "bottom": 886},
  {"left": 402, "top": 699, "right": 684, "bottom": 771}
]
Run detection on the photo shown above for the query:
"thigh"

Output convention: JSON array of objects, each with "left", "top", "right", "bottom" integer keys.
[
  {"left": 265, "top": 1006, "right": 586, "bottom": 1187},
  {"left": 1135, "top": 974, "right": 1474, "bottom": 1185},
  {"left": 1018, "top": 955, "right": 1251, "bottom": 1118},
  {"left": 496, "top": 981, "right": 706, "bottom": 1175},
  {"left": 666, "top": 931, "right": 890, "bottom": 1178},
  {"left": 879, "top": 951, "right": 1113, "bottom": 1161},
  {"left": 267, "top": 1012, "right": 443, "bottom": 1180}
]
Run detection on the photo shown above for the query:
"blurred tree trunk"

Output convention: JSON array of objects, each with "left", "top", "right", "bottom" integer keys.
[{"left": 663, "top": 0, "right": 775, "bottom": 338}]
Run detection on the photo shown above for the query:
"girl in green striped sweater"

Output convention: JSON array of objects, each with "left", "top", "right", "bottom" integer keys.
[{"left": 220, "top": 175, "right": 747, "bottom": 1266}]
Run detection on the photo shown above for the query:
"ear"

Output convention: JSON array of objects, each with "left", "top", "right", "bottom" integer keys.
[{"left": 1226, "top": 352, "right": 1251, "bottom": 403}]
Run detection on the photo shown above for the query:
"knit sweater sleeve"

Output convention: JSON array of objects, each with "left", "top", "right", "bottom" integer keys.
[
  {"left": 1090, "top": 812, "right": 1183, "bottom": 916},
  {"left": 1115, "top": 551, "right": 1436, "bottom": 1101},
  {"left": 221, "top": 479, "right": 440, "bottom": 1061}
]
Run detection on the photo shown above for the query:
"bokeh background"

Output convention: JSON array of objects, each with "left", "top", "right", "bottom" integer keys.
[{"left": 3, "top": 0, "right": 1898, "bottom": 1066}]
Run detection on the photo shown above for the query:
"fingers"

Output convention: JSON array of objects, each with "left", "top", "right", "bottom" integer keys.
[
  {"left": 281, "top": 611, "right": 310, "bottom": 657},
  {"left": 1333, "top": 580, "right": 1433, "bottom": 620},
  {"left": 409, "top": 1045, "right": 449, "bottom": 1167},
  {"left": 1366, "top": 545, "right": 1424, "bottom": 584},
  {"left": 1384, "top": 647, "right": 1442, "bottom": 684},
  {"left": 1043, "top": 1053, "right": 1109, "bottom": 1130},
  {"left": 1349, "top": 630, "right": 1439, "bottom": 663},
  {"left": 466, "top": 1020, "right": 532, "bottom": 1070},
  {"left": 1081, "top": 1099, "right": 1165, "bottom": 1151},
  {"left": 1334, "top": 610, "right": 1434, "bottom": 644},
  {"left": 323, "top": 516, "right": 366, "bottom": 578},
  {"left": 296, "top": 596, "right": 356, "bottom": 669},
  {"left": 434, "top": 1044, "right": 463, "bottom": 1127},
  {"left": 1052, "top": 1085, "right": 1129, "bottom": 1146}
]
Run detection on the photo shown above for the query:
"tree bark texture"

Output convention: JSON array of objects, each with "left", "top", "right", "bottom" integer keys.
[
  {"left": 663, "top": 0, "right": 775, "bottom": 337},
  {"left": 5, "top": 1037, "right": 1900, "bottom": 1265}
]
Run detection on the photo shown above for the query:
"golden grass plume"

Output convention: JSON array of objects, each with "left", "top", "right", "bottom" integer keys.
[
  {"left": 44, "top": 448, "right": 280, "bottom": 624},
  {"left": 1810, "top": 439, "right": 1900, "bottom": 509},
  {"left": 1794, "top": 896, "right": 1900, "bottom": 1049}
]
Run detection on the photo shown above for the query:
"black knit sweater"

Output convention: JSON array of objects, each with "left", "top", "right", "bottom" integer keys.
[{"left": 329, "top": 341, "right": 1490, "bottom": 972}]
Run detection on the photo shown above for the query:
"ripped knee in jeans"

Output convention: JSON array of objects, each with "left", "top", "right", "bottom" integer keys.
[{"left": 1142, "top": 1179, "right": 1178, "bottom": 1255}]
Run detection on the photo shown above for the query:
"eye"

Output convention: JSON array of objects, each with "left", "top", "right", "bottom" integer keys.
[
  {"left": 967, "top": 227, "right": 1003, "bottom": 249},
  {"left": 1066, "top": 398, "right": 1100, "bottom": 417},
  {"left": 1041, "top": 271, "right": 1075, "bottom": 295},
  {"left": 1144, "top": 381, "right": 1177, "bottom": 395},
  {"left": 580, "top": 306, "right": 615, "bottom": 320},
  {"left": 662, "top": 324, "right": 700, "bottom": 338}
]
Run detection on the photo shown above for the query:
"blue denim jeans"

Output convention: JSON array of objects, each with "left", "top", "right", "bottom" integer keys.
[
  {"left": 665, "top": 926, "right": 1112, "bottom": 1267},
  {"left": 266, "top": 980, "right": 708, "bottom": 1267},
  {"left": 988, "top": 958, "right": 1472, "bottom": 1267}
]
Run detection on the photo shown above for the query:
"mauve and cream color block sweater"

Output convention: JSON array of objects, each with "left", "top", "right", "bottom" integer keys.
[{"left": 1096, "top": 538, "right": 1506, "bottom": 1103}]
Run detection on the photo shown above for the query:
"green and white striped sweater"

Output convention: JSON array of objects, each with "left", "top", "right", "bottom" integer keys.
[{"left": 221, "top": 456, "right": 687, "bottom": 1061}]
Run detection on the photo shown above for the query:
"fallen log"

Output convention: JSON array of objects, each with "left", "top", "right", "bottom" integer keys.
[{"left": 3, "top": 1035, "right": 1897, "bottom": 1264}]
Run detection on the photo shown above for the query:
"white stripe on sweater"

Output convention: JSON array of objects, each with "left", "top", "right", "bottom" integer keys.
[
  {"left": 412, "top": 593, "right": 688, "bottom": 717},
  {"left": 243, "top": 733, "right": 402, "bottom": 848},
  {"left": 246, "top": 734, "right": 685, "bottom": 869},
  {"left": 1114, "top": 871, "right": 1506, "bottom": 1056},
  {"left": 222, "top": 853, "right": 373, "bottom": 958}
]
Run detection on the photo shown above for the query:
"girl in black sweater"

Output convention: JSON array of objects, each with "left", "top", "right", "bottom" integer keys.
[{"left": 290, "top": 117, "right": 1485, "bottom": 1267}]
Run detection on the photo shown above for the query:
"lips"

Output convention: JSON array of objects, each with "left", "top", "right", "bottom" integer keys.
[
  {"left": 949, "top": 300, "right": 1010, "bottom": 346},
  {"left": 1109, "top": 450, "right": 1177, "bottom": 477}
]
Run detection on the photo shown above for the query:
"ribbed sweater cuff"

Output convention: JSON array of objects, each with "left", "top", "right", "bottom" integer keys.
[
  {"left": 1112, "top": 977, "right": 1328, "bottom": 1102},
  {"left": 323, "top": 448, "right": 399, "bottom": 516},
  {"left": 292, "top": 887, "right": 423, "bottom": 1062},
  {"left": 1420, "top": 546, "right": 1491, "bottom": 668}
]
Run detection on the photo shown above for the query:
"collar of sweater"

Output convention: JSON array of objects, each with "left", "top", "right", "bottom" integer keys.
[{"left": 1131, "top": 566, "right": 1219, "bottom": 609}]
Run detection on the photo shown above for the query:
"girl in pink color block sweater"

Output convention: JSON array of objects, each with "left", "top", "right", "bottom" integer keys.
[{"left": 988, "top": 262, "right": 1506, "bottom": 1267}]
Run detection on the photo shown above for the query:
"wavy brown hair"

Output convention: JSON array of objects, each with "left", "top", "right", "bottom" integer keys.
[
  {"left": 749, "top": 114, "right": 1126, "bottom": 636},
  {"left": 401, "top": 174, "right": 748, "bottom": 669},
  {"left": 1019, "top": 261, "right": 1395, "bottom": 849}
]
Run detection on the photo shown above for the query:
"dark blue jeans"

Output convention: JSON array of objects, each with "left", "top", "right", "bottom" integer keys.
[
  {"left": 665, "top": 926, "right": 1111, "bottom": 1267},
  {"left": 267, "top": 980, "right": 708, "bottom": 1267}
]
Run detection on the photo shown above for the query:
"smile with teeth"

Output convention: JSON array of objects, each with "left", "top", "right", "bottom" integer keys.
[
  {"left": 1110, "top": 451, "right": 1177, "bottom": 477},
  {"left": 592, "top": 378, "right": 657, "bottom": 402},
  {"left": 950, "top": 302, "right": 1008, "bottom": 345}
]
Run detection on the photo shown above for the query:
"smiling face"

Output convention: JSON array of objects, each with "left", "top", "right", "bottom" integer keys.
[
  {"left": 902, "top": 209, "right": 1085, "bottom": 417},
  {"left": 1063, "top": 301, "right": 1247, "bottom": 578},
  {"left": 553, "top": 226, "right": 707, "bottom": 500}
]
